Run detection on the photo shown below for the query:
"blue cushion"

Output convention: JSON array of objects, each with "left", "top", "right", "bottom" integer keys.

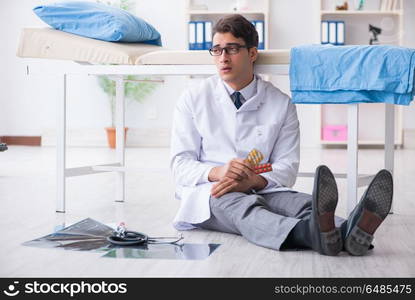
[{"left": 33, "top": 1, "right": 162, "bottom": 45}]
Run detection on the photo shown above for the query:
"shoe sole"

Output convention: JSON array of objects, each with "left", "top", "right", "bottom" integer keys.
[
  {"left": 315, "top": 165, "right": 338, "bottom": 230},
  {"left": 345, "top": 169, "right": 393, "bottom": 256},
  {"left": 311, "top": 165, "right": 342, "bottom": 256}
]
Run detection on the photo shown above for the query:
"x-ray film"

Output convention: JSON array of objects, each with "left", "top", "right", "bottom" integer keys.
[
  {"left": 103, "top": 243, "right": 220, "bottom": 260},
  {"left": 23, "top": 218, "right": 220, "bottom": 260}
]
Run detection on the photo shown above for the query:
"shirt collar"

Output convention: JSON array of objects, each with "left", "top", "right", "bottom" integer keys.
[{"left": 222, "top": 75, "right": 257, "bottom": 102}]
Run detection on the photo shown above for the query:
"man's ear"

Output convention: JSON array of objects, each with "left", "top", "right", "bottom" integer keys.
[{"left": 250, "top": 47, "right": 258, "bottom": 63}]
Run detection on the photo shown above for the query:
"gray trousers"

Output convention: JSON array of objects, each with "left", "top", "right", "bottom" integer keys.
[{"left": 195, "top": 191, "right": 346, "bottom": 250}]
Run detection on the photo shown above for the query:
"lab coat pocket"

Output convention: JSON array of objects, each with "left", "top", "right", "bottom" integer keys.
[{"left": 254, "top": 124, "right": 280, "bottom": 161}]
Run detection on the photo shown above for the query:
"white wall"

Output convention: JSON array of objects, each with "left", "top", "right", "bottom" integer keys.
[
  {"left": 267, "top": 0, "right": 321, "bottom": 147},
  {"left": 402, "top": 0, "right": 415, "bottom": 129},
  {"left": 0, "top": 0, "right": 414, "bottom": 147}
]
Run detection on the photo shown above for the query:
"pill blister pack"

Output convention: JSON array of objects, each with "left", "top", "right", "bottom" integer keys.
[{"left": 245, "top": 149, "right": 273, "bottom": 175}]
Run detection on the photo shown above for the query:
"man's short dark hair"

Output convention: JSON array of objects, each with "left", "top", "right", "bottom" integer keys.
[{"left": 212, "top": 14, "right": 259, "bottom": 48}]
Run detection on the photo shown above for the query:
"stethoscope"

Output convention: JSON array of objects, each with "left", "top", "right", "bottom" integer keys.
[{"left": 106, "top": 222, "right": 183, "bottom": 246}]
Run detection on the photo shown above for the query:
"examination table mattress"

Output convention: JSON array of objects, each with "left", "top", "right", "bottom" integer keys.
[{"left": 17, "top": 28, "right": 290, "bottom": 65}]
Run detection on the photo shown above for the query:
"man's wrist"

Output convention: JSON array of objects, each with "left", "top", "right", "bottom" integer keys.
[
  {"left": 208, "top": 166, "right": 220, "bottom": 182},
  {"left": 251, "top": 175, "right": 268, "bottom": 191}
]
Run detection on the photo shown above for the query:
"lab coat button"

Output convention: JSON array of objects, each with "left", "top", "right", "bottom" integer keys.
[{"left": 257, "top": 130, "right": 262, "bottom": 136}]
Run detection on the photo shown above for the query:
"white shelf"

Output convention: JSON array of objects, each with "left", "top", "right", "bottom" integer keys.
[
  {"left": 320, "top": 140, "right": 402, "bottom": 146},
  {"left": 321, "top": 10, "right": 403, "bottom": 16},
  {"left": 318, "top": 0, "right": 404, "bottom": 147},
  {"left": 185, "top": 0, "right": 270, "bottom": 50},
  {"left": 188, "top": 10, "right": 266, "bottom": 15}
]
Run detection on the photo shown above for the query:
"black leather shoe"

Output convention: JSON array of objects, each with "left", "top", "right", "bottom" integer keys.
[
  {"left": 310, "top": 165, "right": 343, "bottom": 256},
  {"left": 344, "top": 169, "right": 393, "bottom": 256}
]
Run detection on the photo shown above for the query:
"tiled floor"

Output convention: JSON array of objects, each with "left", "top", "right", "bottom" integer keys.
[{"left": 0, "top": 146, "right": 414, "bottom": 277}]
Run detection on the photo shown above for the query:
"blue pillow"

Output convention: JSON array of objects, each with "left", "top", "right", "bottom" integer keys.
[{"left": 33, "top": 1, "right": 162, "bottom": 45}]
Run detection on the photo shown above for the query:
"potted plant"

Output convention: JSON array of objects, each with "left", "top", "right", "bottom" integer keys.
[
  {"left": 97, "top": 75, "right": 159, "bottom": 148},
  {"left": 97, "top": 0, "right": 134, "bottom": 11},
  {"left": 96, "top": 0, "right": 160, "bottom": 148}
]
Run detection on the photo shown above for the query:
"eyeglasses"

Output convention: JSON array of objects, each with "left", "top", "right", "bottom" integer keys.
[{"left": 209, "top": 44, "right": 249, "bottom": 56}]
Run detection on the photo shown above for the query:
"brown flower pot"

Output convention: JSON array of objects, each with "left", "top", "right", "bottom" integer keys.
[{"left": 105, "top": 127, "right": 128, "bottom": 149}]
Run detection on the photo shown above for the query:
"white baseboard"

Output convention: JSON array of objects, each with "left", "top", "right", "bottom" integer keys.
[
  {"left": 42, "top": 128, "right": 171, "bottom": 147},
  {"left": 403, "top": 129, "right": 415, "bottom": 149}
]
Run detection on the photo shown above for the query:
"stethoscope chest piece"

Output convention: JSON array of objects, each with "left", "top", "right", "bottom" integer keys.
[
  {"left": 107, "top": 231, "right": 148, "bottom": 246},
  {"left": 107, "top": 222, "right": 184, "bottom": 246}
]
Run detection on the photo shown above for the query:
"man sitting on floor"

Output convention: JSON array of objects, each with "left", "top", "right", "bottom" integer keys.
[{"left": 170, "top": 14, "right": 393, "bottom": 256}]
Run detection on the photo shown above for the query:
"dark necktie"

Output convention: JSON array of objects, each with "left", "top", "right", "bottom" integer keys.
[{"left": 232, "top": 91, "right": 243, "bottom": 109}]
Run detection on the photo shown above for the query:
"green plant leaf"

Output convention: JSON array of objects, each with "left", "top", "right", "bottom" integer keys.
[{"left": 97, "top": 75, "right": 160, "bottom": 127}]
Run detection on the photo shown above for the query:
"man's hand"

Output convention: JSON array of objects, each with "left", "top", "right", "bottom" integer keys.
[
  {"left": 210, "top": 165, "right": 268, "bottom": 198},
  {"left": 208, "top": 158, "right": 252, "bottom": 182},
  {"left": 211, "top": 177, "right": 249, "bottom": 198}
]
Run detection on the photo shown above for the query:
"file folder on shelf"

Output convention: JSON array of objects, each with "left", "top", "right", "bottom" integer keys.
[
  {"left": 204, "top": 21, "right": 212, "bottom": 50},
  {"left": 336, "top": 21, "right": 345, "bottom": 45},
  {"left": 256, "top": 21, "right": 265, "bottom": 49},
  {"left": 251, "top": 20, "right": 265, "bottom": 49},
  {"left": 322, "top": 20, "right": 345, "bottom": 45},
  {"left": 321, "top": 21, "right": 329, "bottom": 44},
  {"left": 188, "top": 21, "right": 196, "bottom": 50},
  {"left": 190, "top": 19, "right": 264, "bottom": 50},
  {"left": 195, "top": 21, "right": 204, "bottom": 50},
  {"left": 328, "top": 21, "right": 337, "bottom": 45}
]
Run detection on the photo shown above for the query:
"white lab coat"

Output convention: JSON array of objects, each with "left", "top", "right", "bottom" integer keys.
[{"left": 170, "top": 75, "right": 300, "bottom": 230}]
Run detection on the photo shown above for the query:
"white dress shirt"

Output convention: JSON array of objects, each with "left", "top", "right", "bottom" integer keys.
[
  {"left": 223, "top": 75, "right": 257, "bottom": 105},
  {"left": 170, "top": 74, "right": 300, "bottom": 230}
]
